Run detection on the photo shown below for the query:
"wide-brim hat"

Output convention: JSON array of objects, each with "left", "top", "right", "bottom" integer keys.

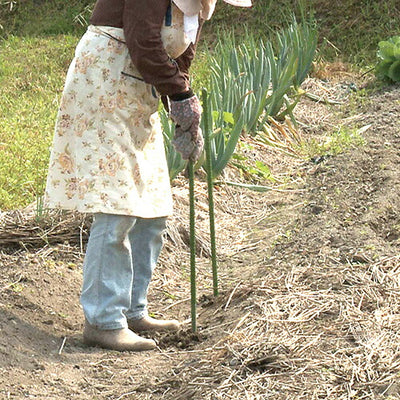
[
  {"left": 173, "top": 0, "right": 252, "bottom": 16},
  {"left": 172, "top": 0, "right": 202, "bottom": 16},
  {"left": 223, "top": 0, "right": 252, "bottom": 7}
]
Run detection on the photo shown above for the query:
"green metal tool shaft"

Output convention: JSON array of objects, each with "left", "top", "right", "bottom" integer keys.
[
  {"left": 188, "top": 160, "right": 197, "bottom": 332},
  {"left": 202, "top": 88, "right": 219, "bottom": 297}
]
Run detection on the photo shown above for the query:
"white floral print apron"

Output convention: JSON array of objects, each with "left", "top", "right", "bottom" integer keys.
[{"left": 45, "top": 4, "right": 193, "bottom": 217}]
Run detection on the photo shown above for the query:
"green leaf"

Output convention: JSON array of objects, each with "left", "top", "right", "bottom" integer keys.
[
  {"left": 254, "top": 160, "right": 272, "bottom": 176},
  {"left": 159, "top": 107, "right": 187, "bottom": 180},
  {"left": 212, "top": 110, "right": 219, "bottom": 121},
  {"left": 212, "top": 111, "right": 235, "bottom": 125},
  {"left": 378, "top": 41, "right": 396, "bottom": 61},
  {"left": 376, "top": 60, "right": 393, "bottom": 79},
  {"left": 389, "top": 36, "right": 400, "bottom": 47},
  {"left": 394, "top": 43, "right": 400, "bottom": 60},
  {"left": 223, "top": 112, "right": 235, "bottom": 125},
  {"left": 217, "top": 180, "right": 273, "bottom": 192},
  {"left": 213, "top": 114, "right": 244, "bottom": 179},
  {"left": 388, "top": 60, "right": 400, "bottom": 82}
]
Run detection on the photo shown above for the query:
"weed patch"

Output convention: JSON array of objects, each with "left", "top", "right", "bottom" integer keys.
[{"left": 301, "top": 125, "right": 366, "bottom": 161}]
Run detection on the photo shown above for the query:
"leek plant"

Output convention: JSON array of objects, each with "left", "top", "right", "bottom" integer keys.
[
  {"left": 160, "top": 107, "right": 187, "bottom": 180},
  {"left": 161, "top": 17, "right": 317, "bottom": 181},
  {"left": 275, "top": 16, "right": 318, "bottom": 90},
  {"left": 201, "top": 93, "right": 246, "bottom": 181},
  {"left": 209, "top": 37, "right": 274, "bottom": 134},
  {"left": 160, "top": 20, "right": 318, "bottom": 327},
  {"left": 208, "top": 17, "right": 318, "bottom": 135},
  {"left": 270, "top": 17, "right": 318, "bottom": 123}
]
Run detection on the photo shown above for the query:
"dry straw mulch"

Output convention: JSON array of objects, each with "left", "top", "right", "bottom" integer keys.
[
  {"left": 151, "top": 256, "right": 400, "bottom": 400},
  {"left": 0, "top": 207, "right": 90, "bottom": 251},
  {"left": 0, "top": 177, "right": 269, "bottom": 255}
]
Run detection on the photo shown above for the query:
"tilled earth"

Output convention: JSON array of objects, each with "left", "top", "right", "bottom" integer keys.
[{"left": 0, "top": 82, "right": 400, "bottom": 399}]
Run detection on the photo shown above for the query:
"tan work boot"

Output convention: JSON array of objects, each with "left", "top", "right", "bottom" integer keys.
[
  {"left": 128, "top": 316, "right": 180, "bottom": 333},
  {"left": 83, "top": 321, "right": 156, "bottom": 351}
]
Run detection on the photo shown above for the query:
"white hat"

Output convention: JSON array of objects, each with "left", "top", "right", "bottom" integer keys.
[
  {"left": 172, "top": 0, "right": 252, "bottom": 17},
  {"left": 172, "top": 0, "right": 202, "bottom": 16},
  {"left": 223, "top": 0, "right": 252, "bottom": 7}
]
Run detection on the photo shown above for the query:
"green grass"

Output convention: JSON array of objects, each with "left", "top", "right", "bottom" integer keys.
[
  {"left": 315, "top": 0, "right": 400, "bottom": 65},
  {"left": 0, "top": 35, "right": 78, "bottom": 209},
  {"left": 0, "top": 0, "right": 90, "bottom": 36},
  {"left": 204, "top": 0, "right": 399, "bottom": 65},
  {"left": 2, "top": 0, "right": 398, "bottom": 64}
]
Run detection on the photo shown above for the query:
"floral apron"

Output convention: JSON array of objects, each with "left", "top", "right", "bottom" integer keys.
[{"left": 45, "top": 4, "right": 192, "bottom": 218}]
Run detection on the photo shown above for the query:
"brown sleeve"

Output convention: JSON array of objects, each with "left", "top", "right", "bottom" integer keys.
[
  {"left": 123, "top": 0, "right": 190, "bottom": 96},
  {"left": 174, "top": 43, "right": 196, "bottom": 82},
  {"left": 90, "top": 0, "right": 124, "bottom": 27}
]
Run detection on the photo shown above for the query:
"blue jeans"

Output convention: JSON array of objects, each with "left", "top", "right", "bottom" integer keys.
[{"left": 81, "top": 213, "right": 167, "bottom": 330}]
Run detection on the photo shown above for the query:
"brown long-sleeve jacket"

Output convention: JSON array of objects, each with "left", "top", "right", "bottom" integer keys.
[{"left": 90, "top": 0, "right": 202, "bottom": 98}]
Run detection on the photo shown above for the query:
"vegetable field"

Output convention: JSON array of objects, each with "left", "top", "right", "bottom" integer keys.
[
  {"left": 1, "top": 83, "right": 400, "bottom": 399},
  {"left": 1, "top": 1, "right": 400, "bottom": 399}
]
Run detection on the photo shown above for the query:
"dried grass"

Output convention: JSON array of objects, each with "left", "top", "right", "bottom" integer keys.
[
  {"left": 0, "top": 173, "right": 284, "bottom": 261},
  {"left": 0, "top": 207, "right": 90, "bottom": 250},
  {"left": 154, "top": 256, "right": 400, "bottom": 400}
]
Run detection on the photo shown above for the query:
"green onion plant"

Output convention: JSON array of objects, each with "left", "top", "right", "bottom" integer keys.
[
  {"left": 160, "top": 107, "right": 187, "bottom": 180},
  {"left": 208, "top": 17, "right": 318, "bottom": 135},
  {"left": 161, "top": 17, "right": 317, "bottom": 181}
]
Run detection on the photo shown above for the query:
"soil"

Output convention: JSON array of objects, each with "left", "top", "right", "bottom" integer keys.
[{"left": 1, "top": 77, "right": 400, "bottom": 399}]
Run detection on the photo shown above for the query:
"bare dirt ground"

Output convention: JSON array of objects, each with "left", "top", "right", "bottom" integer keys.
[{"left": 1, "top": 77, "right": 400, "bottom": 399}]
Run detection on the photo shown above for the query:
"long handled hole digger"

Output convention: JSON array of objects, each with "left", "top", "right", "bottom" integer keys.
[{"left": 188, "top": 88, "right": 218, "bottom": 333}]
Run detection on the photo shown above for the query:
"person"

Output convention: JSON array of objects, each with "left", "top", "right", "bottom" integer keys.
[{"left": 45, "top": 0, "right": 252, "bottom": 352}]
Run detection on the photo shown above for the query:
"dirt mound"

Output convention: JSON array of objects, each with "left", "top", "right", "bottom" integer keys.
[{"left": 1, "top": 83, "right": 400, "bottom": 399}]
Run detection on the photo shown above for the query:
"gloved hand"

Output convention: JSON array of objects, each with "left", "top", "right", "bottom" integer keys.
[
  {"left": 172, "top": 125, "right": 204, "bottom": 162},
  {"left": 169, "top": 95, "right": 201, "bottom": 132},
  {"left": 169, "top": 94, "right": 203, "bottom": 161}
]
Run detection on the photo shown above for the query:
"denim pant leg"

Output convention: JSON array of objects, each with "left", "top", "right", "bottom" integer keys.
[
  {"left": 125, "top": 217, "right": 167, "bottom": 321},
  {"left": 80, "top": 213, "right": 137, "bottom": 330}
]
